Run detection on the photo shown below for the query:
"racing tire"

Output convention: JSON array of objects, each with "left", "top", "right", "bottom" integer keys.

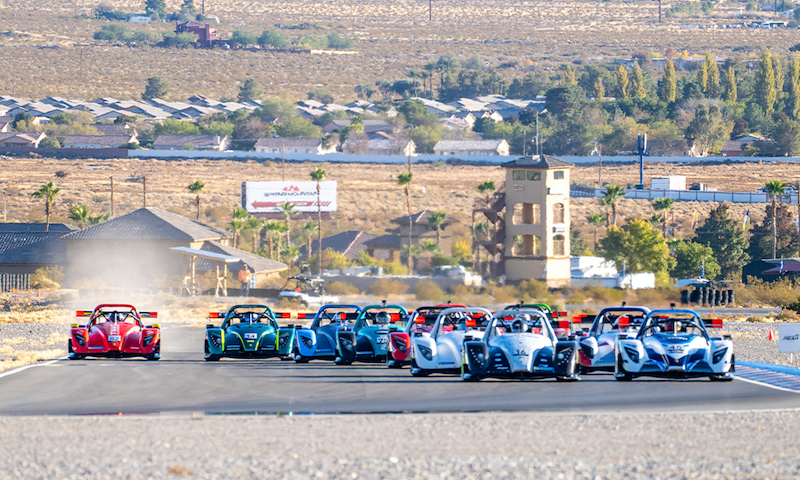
[
  {"left": 280, "top": 355, "right": 293, "bottom": 361},
  {"left": 334, "top": 358, "right": 353, "bottom": 366},
  {"left": 204, "top": 340, "right": 210, "bottom": 355},
  {"left": 205, "top": 355, "right": 221, "bottom": 361},
  {"left": 461, "top": 372, "right": 481, "bottom": 382},
  {"left": 709, "top": 373, "right": 734, "bottom": 382},
  {"left": 556, "top": 375, "right": 580, "bottom": 382},
  {"left": 294, "top": 354, "right": 309, "bottom": 364},
  {"left": 410, "top": 359, "right": 430, "bottom": 377},
  {"left": 146, "top": 342, "right": 160, "bottom": 361},
  {"left": 67, "top": 340, "right": 84, "bottom": 360},
  {"left": 614, "top": 353, "right": 633, "bottom": 381}
]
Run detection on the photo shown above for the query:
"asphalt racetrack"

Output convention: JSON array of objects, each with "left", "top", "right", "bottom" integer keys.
[{"left": 1, "top": 324, "right": 799, "bottom": 416}]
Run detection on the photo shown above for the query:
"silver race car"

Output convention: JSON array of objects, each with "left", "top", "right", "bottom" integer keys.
[
  {"left": 614, "top": 309, "right": 734, "bottom": 381},
  {"left": 575, "top": 305, "right": 651, "bottom": 373},
  {"left": 461, "top": 309, "right": 581, "bottom": 382},
  {"left": 409, "top": 307, "right": 491, "bottom": 376}
]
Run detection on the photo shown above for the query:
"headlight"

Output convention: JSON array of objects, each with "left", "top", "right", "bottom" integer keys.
[
  {"left": 279, "top": 333, "right": 290, "bottom": 348},
  {"left": 208, "top": 334, "right": 221, "bottom": 348},
  {"left": 623, "top": 346, "right": 639, "bottom": 363},
  {"left": 418, "top": 345, "right": 433, "bottom": 361},
  {"left": 143, "top": 333, "right": 155, "bottom": 347},
  {"left": 301, "top": 335, "right": 313, "bottom": 349},
  {"left": 74, "top": 332, "right": 86, "bottom": 346},
  {"left": 392, "top": 338, "right": 408, "bottom": 353},
  {"left": 712, "top": 347, "right": 728, "bottom": 364},
  {"left": 340, "top": 337, "right": 353, "bottom": 351}
]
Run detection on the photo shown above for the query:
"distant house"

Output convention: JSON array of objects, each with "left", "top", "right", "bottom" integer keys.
[
  {"left": 0, "top": 132, "right": 46, "bottom": 148},
  {"left": 153, "top": 134, "right": 230, "bottom": 151},
  {"left": 342, "top": 136, "right": 415, "bottom": 155},
  {"left": 63, "top": 135, "right": 136, "bottom": 149},
  {"left": 90, "top": 123, "right": 137, "bottom": 137},
  {"left": 126, "top": 15, "right": 151, "bottom": 23},
  {"left": 254, "top": 138, "right": 336, "bottom": 155},
  {"left": 322, "top": 119, "right": 353, "bottom": 134},
  {"left": 0, "top": 223, "right": 78, "bottom": 275},
  {"left": 719, "top": 140, "right": 750, "bottom": 157},
  {"left": 61, "top": 207, "right": 287, "bottom": 289},
  {"left": 175, "top": 21, "right": 219, "bottom": 47},
  {"left": 298, "top": 231, "right": 378, "bottom": 260},
  {"left": 0, "top": 120, "right": 10, "bottom": 133},
  {"left": 433, "top": 139, "right": 510, "bottom": 156},
  {"left": 365, "top": 210, "right": 459, "bottom": 260}
]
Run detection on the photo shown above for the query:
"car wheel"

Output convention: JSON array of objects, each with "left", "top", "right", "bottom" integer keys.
[
  {"left": 410, "top": 359, "right": 430, "bottom": 377},
  {"left": 614, "top": 353, "right": 633, "bottom": 381},
  {"left": 709, "top": 373, "right": 734, "bottom": 381},
  {"left": 294, "top": 354, "right": 309, "bottom": 363},
  {"left": 280, "top": 355, "right": 293, "bottom": 361},
  {"left": 67, "top": 340, "right": 84, "bottom": 360}
]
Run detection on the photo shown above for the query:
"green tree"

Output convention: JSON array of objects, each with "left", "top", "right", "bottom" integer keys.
[
  {"left": 631, "top": 63, "right": 646, "bottom": 99},
  {"left": 722, "top": 66, "right": 737, "bottom": 103},
  {"left": 145, "top": 0, "right": 166, "bottom": 19},
  {"left": 593, "top": 76, "right": 605, "bottom": 100},
  {"left": 586, "top": 213, "right": 606, "bottom": 251},
  {"left": 411, "top": 125, "right": 443, "bottom": 153},
  {"left": 616, "top": 65, "right": 629, "bottom": 99},
  {"left": 309, "top": 168, "right": 327, "bottom": 274},
  {"left": 277, "top": 201, "right": 298, "bottom": 247},
  {"left": 398, "top": 99, "right": 439, "bottom": 127},
  {"left": 179, "top": 0, "right": 196, "bottom": 17},
  {"left": 563, "top": 64, "right": 577, "bottom": 85},
  {"left": 704, "top": 52, "right": 720, "bottom": 98},
  {"left": 397, "top": 171, "right": 414, "bottom": 274},
  {"left": 263, "top": 220, "right": 282, "bottom": 260},
  {"left": 670, "top": 240, "right": 721, "bottom": 280},
  {"left": 427, "top": 210, "right": 447, "bottom": 246},
  {"left": 651, "top": 197, "right": 674, "bottom": 237},
  {"left": 764, "top": 180, "right": 787, "bottom": 259},
  {"left": 326, "top": 32, "right": 354, "bottom": 50},
  {"left": 253, "top": 97, "right": 297, "bottom": 119},
  {"left": 229, "top": 207, "right": 249, "bottom": 249},
  {"left": 756, "top": 50, "right": 777, "bottom": 114},
  {"left": 769, "top": 119, "right": 800, "bottom": 156},
  {"left": 142, "top": 76, "right": 168, "bottom": 100},
  {"left": 685, "top": 105, "right": 729, "bottom": 156},
  {"left": 773, "top": 51, "right": 785, "bottom": 103},
  {"left": 693, "top": 204, "right": 749, "bottom": 279},
  {"left": 477, "top": 179, "right": 496, "bottom": 206},
  {"left": 30, "top": 181, "right": 61, "bottom": 232},
  {"left": 258, "top": 29, "right": 288, "bottom": 49},
  {"left": 659, "top": 59, "right": 677, "bottom": 103},
  {"left": 153, "top": 118, "right": 201, "bottom": 136},
  {"left": 68, "top": 204, "right": 90, "bottom": 228},
  {"left": 748, "top": 203, "right": 798, "bottom": 261},
  {"left": 187, "top": 180, "right": 205, "bottom": 221},
  {"left": 570, "top": 224, "right": 587, "bottom": 256},
  {"left": 199, "top": 120, "right": 234, "bottom": 137},
  {"left": 274, "top": 117, "right": 322, "bottom": 138},
  {"left": 237, "top": 78, "right": 263, "bottom": 102},
  {"left": 231, "top": 29, "right": 257, "bottom": 46},
  {"left": 598, "top": 219, "right": 674, "bottom": 275},
  {"left": 301, "top": 220, "right": 318, "bottom": 258},
  {"left": 698, "top": 59, "right": 708, "bottom": 94},
  {"left": 788, "top": 55, "right": 800, "bottom": 120},
  {"left": 600, "top": 184, "right": 626, "bottom": 227},
  {"left": 38, "top": 137, "right": 60, "bottom": 148}
]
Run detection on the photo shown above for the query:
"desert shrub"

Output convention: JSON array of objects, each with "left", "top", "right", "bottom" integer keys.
[
  {"left": 581, "top": 285, "right": 625, "bottom": 304},
  {"left": 326, "top": 281, "right": 361, "bottom": 295},
  {"left": 31, "top": 266, "right": 64, "bottom": 289},
  {"left": 776, "top": 308, "right": 800, "bottom": 322},
  {"left": 736, "top": 277, "right": 800, "bottom": 308},
  {"left": 40, "top": 138, "right": 61, "bottom": 149},
  {"left": 381, "top": 262, "right": 409, "bottom": 275},
  {"left": 517, "top": 279, "right": 550, "bottom": 302},
  {"left": 368, "top": 279, "right": 410, "bottom": 296},
  {"left": 415, "top": 280, "right": 445, "bottom": 301},
  {"left": 486, "top": 284, "right": 517, "bottom": 304},
  {"left": 631, "top": 287, "right": 680, "bottom": 306},
  {"left": 94, "top": 24, "right": 133, "bottom": 42},
  {"left": 431, "top": 253, "right": 459, "bottom": 267}
]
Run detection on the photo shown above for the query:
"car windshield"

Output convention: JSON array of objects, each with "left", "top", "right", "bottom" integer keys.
[
  {"left": 361, "top": 308, "right": 405, "bottom": 327},
  {"left": 495, "top": 313, "right": 548, "bottom": 335},
  {"left": 96, "top": 310, "right": 138, "bottom": 324},
  {"left": 592, "top": 310, "right": 647, "bottom": 335},
  {"left": 641, "top": 317, "right": 707, "bottom": 339},
  {"left": 436, "top": 310, "right": 490, "bottom": 335},
  {"left": 315, "top": 307, "right": 360, "bottom": 327}
]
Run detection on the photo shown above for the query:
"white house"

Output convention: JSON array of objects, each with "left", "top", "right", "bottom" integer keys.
[
  {"left": 254, "top": 138, "right": 336, "bottom": 155},
  {"left": 433, "top": 139, "right": 510, "bottom": 156},
  {"left": 153, "top": 135, "right": 230, "bottom": 151}
]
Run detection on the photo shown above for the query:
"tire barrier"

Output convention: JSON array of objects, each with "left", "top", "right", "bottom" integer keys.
[
  {"left": 0, "top": 273, "right": 30, "bottom": 292},
  {"left": 680, "top": 286, "right": 735, "bottom": 307}
]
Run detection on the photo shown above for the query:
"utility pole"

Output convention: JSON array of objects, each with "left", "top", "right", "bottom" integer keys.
[
  {"left": 408, "top": 128, "right": 413, "bottom": 173},
  {"left": 143, "top": 176, "right": 147, "bottom": 208},
  {"left": 637, "top": 133, "right": 647, "bottom": 187},
  {"left": 110, "top": 176, "right": 114, "bottom": 217},
  {"left": 282, "top": 140, "right": 286, "bottom": 181},
  {"left": 429, "top": 0, "right": 432, "bottom": 21},
  {"left": 658, "top": 0, "right": 662, "bottom": 23}
]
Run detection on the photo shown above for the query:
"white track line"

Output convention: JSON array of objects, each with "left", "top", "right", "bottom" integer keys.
[
  {"left": 735, "top": 375, "right": 800, "bottom": 394},
  {"left": 0, "top": 356, "right": 67, "bottom": 380}
]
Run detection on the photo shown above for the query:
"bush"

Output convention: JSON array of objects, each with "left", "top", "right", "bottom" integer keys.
[
  {"left": 367, "top": 279, "right": 410, "bottom": 296},
  {"left": 415, "top": 280, "right": 445, "bottom": 301},
  {"left": 31, "top": 266, "right": 64, "bottom": 289},
  {"left": 38, "top": 137, "right": 61, "bottom": 149},
  {"left": 776, "top": 308, "right": 800, "bottom": 322},
  {"left": 736, "top": 277, "right": 800, "bottom": 308},
  {"left": 431, "top": 253, "right": 459, "bottom": 267},
  {"left": 326, "top": 281, "right": 361, "bottom": 295},
  {"left": 517, "top": 279, "right": 550, "bottom": 301},
  {"left": 94, "top": 24, "right": 133, "bottom": 42}
]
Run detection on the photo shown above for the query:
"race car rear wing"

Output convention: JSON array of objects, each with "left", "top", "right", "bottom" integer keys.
[
  {"left": 76, "top": 311, "right": 92, "bottom": 317},
  {"left": 571, "top": 314, "right": 594, "bottom": 325},
  {"left": 77, "top": 310, "right": 157, "bottom": 318},
  {"left": 140, "top": 312, "right": 158, "bottom": 318},
  {"left": 209, "top": 312, "right": 226, "bottom": 319},
  {"left": 296, "top": 312, "right": 359, "bottom": 320},
  {"left": 705, "top": 318, "right": 724, "bottom": 329},
  {"left": 273, "top": 312, "right": 291, "bottom": 319}
]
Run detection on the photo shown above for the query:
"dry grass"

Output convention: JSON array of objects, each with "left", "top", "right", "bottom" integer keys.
[
  {"left": 0, "top": 1, "right": 793, "bottom": 100},
  {"left": 0, "top": 349, "right": 65, "bottom": 373}
]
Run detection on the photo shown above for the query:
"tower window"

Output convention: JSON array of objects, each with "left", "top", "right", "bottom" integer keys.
[
  {"left": 553, "top": 234, "right": 566, "bottom": 256},
  {"left": 554, "top": 171, "right": 565, "bottom": 180}
]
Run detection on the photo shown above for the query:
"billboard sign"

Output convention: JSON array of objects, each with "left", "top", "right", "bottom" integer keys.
[
  {"left": 779, "top": 324, "right": 800, "bottom": 353},
  {"left": 242, "top": 181, "right": 337, "bottom": 213}
]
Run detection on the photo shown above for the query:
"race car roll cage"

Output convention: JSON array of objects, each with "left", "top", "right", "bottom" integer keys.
[
  {"left": 430, "top": 307, "right": 492, "bottom": 339},
  {"left": 309, "top": 305, "right": 363, "bottom": 329},
  {"left": 354, "top": 304, "right": 408, "bottom": 330},
  {"left": 220, "top": 305, "right": 280, "bottom": 330},
  {"left": 483, "top": 309, "right": 555, "bottom": 343},
  {"left": 82, "top": 304, "right": 154, "bottom": 328},
  {"left": 637, "top": 310, "right": 712, "bottom": 341},
  {"left": 588, "top": 307, "right": 651, "bottom": 337}
]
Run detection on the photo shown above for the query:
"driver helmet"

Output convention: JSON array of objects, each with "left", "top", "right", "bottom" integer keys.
[
  {"left": 108, "top": 311, "right": 117, "bottom": 322},
  {"left": 376, "top": 311, "right": 391, "bottom": 325},
  {"left": 511, "top": 318, "right": 529, "bottom": 333}
]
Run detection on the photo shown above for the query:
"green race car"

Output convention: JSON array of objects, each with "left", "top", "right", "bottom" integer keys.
[
  {"left": 204, "top": 305, "right": 295, "bottom": 361},
  {"left": 334, "top": 303, "right": 409, "bottom": 365}
]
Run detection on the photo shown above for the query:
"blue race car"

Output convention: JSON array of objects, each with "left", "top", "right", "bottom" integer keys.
[
  {"left": 293, "top": 304, "right": 362, "bottom": 363},
  {"left": 334, "top": 303, "right": 408, "bottom": 365}
]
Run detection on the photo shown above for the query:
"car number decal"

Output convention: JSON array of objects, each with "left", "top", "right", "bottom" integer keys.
[
  {"left": 244, "top": 333, "right": 258, "bottom": 339},
  {"left": 108, "top": 335, "right": 121, "bottom": 342}
]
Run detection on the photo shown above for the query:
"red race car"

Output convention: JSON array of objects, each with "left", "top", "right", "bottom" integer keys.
[
  {"left": 68, "top": 304, "right": 161, "bottom": 360},
  {"left": 386, "top": 304, "right": 467, "bottom": 368}
]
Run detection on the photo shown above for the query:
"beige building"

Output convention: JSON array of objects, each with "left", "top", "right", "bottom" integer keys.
[{"left": 479, "top": 155, "right": 572, "bottom": 286}]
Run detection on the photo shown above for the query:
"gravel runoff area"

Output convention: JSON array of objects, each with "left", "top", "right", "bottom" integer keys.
[{"left": 3, "top": 410, "right": 800, "bottom": 479}]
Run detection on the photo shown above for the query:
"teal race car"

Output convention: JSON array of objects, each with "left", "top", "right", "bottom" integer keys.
[
  {"left": 204, "top": 305, "right": 295, "bottom": 361},
  {"left": 334, "top": 303, "right": 409, "bottom": 365}
]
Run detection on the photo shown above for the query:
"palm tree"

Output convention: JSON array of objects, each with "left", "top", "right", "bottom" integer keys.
[
  {"left": 246, "top": 217, "right": 263, "bottom": 252},
  {"left": 427, "top": 210, "right": 447, "bottom": 246},
  {"left": 88, "top": 211, "right": 111, "bottom": 225},
  {"left": 585, "top": 213, "right": 606, "bottom": 251},
  {"left": 765, "top": 180, "right": 787, "bottom": 259},
  {"left": 273, "top": 222, "right": 289, "bottom": 261},
  {"left": 599, "top": 184, "right": 626, "bottom": 227},
  {"left": 263, "top": 220, "right": 282, "bottom": 260},
  {"left": 477, "top": 179, "right": 496, "bottom": 207},
  {"left": 424, "top": 61, "right": 437, "bottom": 95},
  {"left": 397, "top": 171, "right": 414, "bottom": 274},
  {"left": 277, "top": 201, "right": 299, "bottom": 248},
  {"left": 281, "top": 244, "right": 300, "bottom": 269},
  {"left": 187, "top": 180, "right": 205, "bottom": 221},
  {"left": 647, "top": 213, "right": 665, "bottom": 229},
  {"left": 651, "top": 197, "right": 675, "bottom": 237},
  {"left": 409, "top": 69, "right": 420, "bottom": 97},
  {"left": 474, "top": 221, "right": 488, "bottom": 273},
  {"left": 68, "top": 204, "right": 90, "bottom": 228},
  {"left": 301, "top": 220, "right": 318, "bottom": 258},
  {"left": 310, "top": 168, "right": 327, "bottom": 274},
  {"left": 30, "top": 181, "right": 61, "bottom": 232},
  {"left": 229, "top": 207, "right": 249, "bottom": 248}
]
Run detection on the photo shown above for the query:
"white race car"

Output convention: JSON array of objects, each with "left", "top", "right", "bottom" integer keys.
[
  {"left": 575, "top": 305, "right": 651, "bottom": 373},
  {"left": 410, "top": 307, "right": 491, "bottom": 376},
  {"left": 461, "top": 309, "right": 581, "bottom": 381},
  {"left": 614, "top": 309, "right": 734, "bottom": 381}
]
